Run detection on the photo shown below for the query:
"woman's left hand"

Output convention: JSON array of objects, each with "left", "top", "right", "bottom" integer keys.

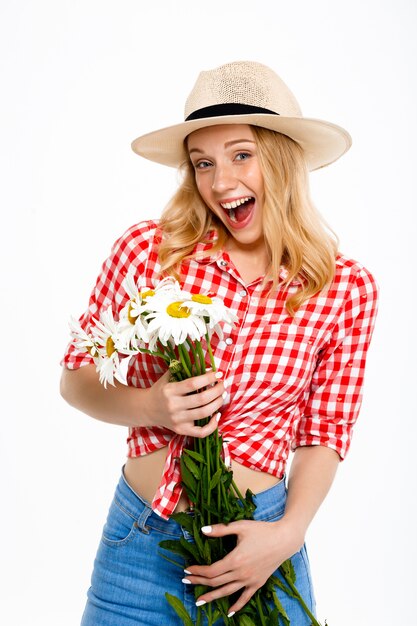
[{"left": 183, "top": 518, "right": 304, "bottom": 616}]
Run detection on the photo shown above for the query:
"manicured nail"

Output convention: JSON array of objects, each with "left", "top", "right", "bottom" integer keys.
[
  {"left": 184, "top": 569, "right": 192, "bottom": 575},
  {"left": 215, "top": 371, "right": 223, "bottom": 379},
  {"left": 196, "top": 599, "right": 206, "bottom": 607},
  {"left": 201, "top": 525, "right": 212, "bottom": 534},
  {"left": 227, "top": 611, "right": 236, "bottom": 618},
  {"left": 215, "top": 412, "right": 221, "bottom": 422},
  {"left": 182, "top": 578, "right": 191, "bottom": 585}
]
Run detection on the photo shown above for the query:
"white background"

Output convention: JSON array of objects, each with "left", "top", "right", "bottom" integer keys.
[{"left": 1, "top": 1, "right": 416, "bottom": 624}]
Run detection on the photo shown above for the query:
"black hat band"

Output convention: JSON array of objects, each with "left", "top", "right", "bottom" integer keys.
[{"left": 185, "top": 103, "right": 279, "bottom": 121}]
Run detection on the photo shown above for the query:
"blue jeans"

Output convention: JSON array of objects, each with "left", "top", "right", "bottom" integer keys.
[{"left": 81, "top": 468, "right": 316, "bottom": 625}]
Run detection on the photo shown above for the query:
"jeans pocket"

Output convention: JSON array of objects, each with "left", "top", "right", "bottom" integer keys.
[{"left": 101, "top": 497, "right": 139, "bottom": 547}]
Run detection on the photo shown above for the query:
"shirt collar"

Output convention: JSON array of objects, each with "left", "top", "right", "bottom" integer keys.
[{"left": 193, "top": 231, "right": 302, "bottom": 286}]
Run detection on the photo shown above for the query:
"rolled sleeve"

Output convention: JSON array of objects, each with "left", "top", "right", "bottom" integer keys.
[
  {"left": 292, "top": 266, "right": 379, "bottom": 459},
  {"left": 61, "top": 221, "right": 158, "bottom": 369}
]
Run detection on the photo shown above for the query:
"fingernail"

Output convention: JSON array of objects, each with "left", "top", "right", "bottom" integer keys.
[
  {"left": 214, "top": 371, "right": 223, "bottom": 379},
  {"left": 196, "top": 599, "right": 206, "bottom": 607},
  {"left": 182, "top": 578, "right": 191, "bottom": 585},
  {"left": 227, "top": 611, "right": 236, "bottom": 618},
  {"left": 215, "top": 412, "right": 221, "bottom": 422},
  {"left": 201, "top": 525, "right": 212, "bottom": 534},
  {"left": 184, "top": 569, "right": 192, "bottom": 575}
]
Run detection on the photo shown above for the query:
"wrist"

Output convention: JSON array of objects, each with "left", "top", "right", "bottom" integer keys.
[{"left": 273, "top": 515, "right": 306, "bottom": 554}]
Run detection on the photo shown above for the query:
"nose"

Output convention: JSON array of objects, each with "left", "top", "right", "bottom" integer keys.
[{"left": 211, "top": 162, "right": 237, "bottom": 193}]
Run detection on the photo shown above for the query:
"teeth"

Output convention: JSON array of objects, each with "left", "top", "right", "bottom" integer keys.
[
  {"left": 220, "top": 197, "right": 251, "bottom": 210},
  {"left": 229, "top": 209, "right": 237, "bottom": 222}
]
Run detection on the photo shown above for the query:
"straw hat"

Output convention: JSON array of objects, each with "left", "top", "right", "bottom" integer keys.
[{"left": 131, "top": 61, "right": 351, "bottom": 171}]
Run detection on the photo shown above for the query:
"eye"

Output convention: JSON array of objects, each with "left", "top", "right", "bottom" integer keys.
[
  {"left": 193, "top": 160, "right": 212, "bottom": 170},
  {"left": 235, "top": 152, "right": 251, "bottom": 161}
]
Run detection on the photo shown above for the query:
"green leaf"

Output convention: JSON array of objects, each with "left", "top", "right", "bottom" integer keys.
[
  {"left": 159, "top": 539, "right": 190, "bottom": 560},
  {"left": 165, "top": 593, "right": 194, "bottom": 626},
  {"left": 203, "top": 539, "right": 212, "bottom": 564},
  {"left": 170, "top": 511, "right": 194, "bottom": 533},
  {"left": 270, "top": 591, "right": 290, "bottom": 625},
  {"left": 221, "top": 472, "right": 234, "bottom": 490},
  {"left": 158, "top": 552, "right": 185, "bottom": 570},
  {"left": 183, "top": 449, "right": 206, "bottom": 464},
  {"left": 279, "top": 558, "right": 296, "bottom": 584},
  {"left": 182, "top": 453, "right": 201, "bottom": 480},
  {"left": 194, "top": 584, "right": 209, "bottom": 600},
  {"left": 180, "top": 537, "right": 201, "bottom": 562},
  {"left": 192, "top": 517, "right": 205, "bottom": 557},
  {"left": 269, "top": 575, "right": 297, "bottom": 600},
  {"left": 180, "top": 457, "right": 197, "bottom": 493},
  {"left": 209, "top": 467, "right": 223, "bottom": 490},
  {"left": 237, "top": 615, "right": 257, "bottom": 625}
]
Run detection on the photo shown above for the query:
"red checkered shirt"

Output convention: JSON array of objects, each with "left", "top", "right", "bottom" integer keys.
[{"left": 62, "top": 220, "right": 379, "bottom": 519}]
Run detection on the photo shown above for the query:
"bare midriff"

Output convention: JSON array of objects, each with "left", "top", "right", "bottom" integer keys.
[{"left": 124, "top": 447, "right": 282, "bottom": 513}]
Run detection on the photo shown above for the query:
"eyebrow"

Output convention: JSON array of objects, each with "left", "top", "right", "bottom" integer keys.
[{"left": 188, "top": 138, "right": 256, "bottom": 155}]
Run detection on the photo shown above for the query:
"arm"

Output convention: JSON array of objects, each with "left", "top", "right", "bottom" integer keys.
[
  {"left": 284, "top": 444, "right": 340, "bottom": 544},
  {"left": 184, "top": 445, "right": 339, "bottom": 615},
  {"left": 60, "top": 364, "right": 226, "bottom": 438}
]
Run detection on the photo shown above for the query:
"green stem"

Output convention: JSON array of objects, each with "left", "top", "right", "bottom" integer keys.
[
  {"left": 178, "top": 343, "right": 192, "bottom": 377},
  {"left": 177, "top": 344, "right": 192, "bottom": 378},
  {"left": 138, "top": 347, "right": 171, "bottom": 363},
  {"left": 205, "top": 330, "right": 216, "bottom": 371},
  {"left": 195, "top": 340, "right": 207, "bottom": 374},
  {"left": 187, "top": 339, "right": 200, "bottom": 375},
  {"left": 255, "top": 592, "right": 267, "bottom": 626},
  {"left": 230, "top": 477, "right": 246, "bottom": 505},
  {"left": 205, "top": 434, "right": 211, "bottom": 526},
  {"left": 280, "top": 574, "right": 321, "bottom": 626}
]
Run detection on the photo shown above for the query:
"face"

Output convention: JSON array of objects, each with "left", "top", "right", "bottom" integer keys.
[{"left": 187, "top": 124, "right": 265, "bottom": 250}]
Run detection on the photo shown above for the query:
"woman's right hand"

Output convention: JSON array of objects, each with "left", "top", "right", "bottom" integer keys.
[{"left": 143, "top": 370, "right": 226, "bottom": 438}]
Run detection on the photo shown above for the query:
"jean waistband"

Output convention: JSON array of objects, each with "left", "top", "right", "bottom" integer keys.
[{"left": 115, "top": 466, "right": 287, "bottom": 534}]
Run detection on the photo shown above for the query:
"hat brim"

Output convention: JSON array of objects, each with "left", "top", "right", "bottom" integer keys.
[{"left": 131, "top": 114, "right": 352, "bottom": 171}]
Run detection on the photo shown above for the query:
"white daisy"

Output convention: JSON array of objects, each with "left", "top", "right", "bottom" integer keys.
[
  {"left": 69, "top": 316, "right": 99, "bottom": 358},
  {"left": 117, "top": 272, "right": 155, "bottom": 351},
  {"left": 183, "top": 294, "right": 238, "bottom": 339},
  {"left": 146, "top": 299, "right": 207, "bottom": 349},
  {"left": 141, "top": 277, "right": 191, "bottom": 314},
  {"left": 91, "top": 307, "right": 126, "bottom": 388}
]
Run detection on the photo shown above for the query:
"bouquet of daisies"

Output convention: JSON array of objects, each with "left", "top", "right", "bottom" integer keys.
[{"left": 69, "top": 274, "right": 325, "bottom": 626}]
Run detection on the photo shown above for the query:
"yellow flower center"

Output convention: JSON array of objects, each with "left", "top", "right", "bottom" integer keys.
[
  {"left": 192, "top": 294, "right": 213, "bottom": 304},
  {"left": 166, "top": 302, "right": 191, "bottom": 318},
  {"left": 106, "top": 336, "right": 116, "bottom": 358},
  {"left": 127, "top": 302, "right": 137, "bottom": 325},
  {"left": 141, "top": 289, "right": 155, "bottom": 300}
]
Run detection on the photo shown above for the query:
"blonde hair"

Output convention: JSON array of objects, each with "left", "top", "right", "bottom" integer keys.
[{"left": 158, "top": 126, "right": 338, "bottom": 314}]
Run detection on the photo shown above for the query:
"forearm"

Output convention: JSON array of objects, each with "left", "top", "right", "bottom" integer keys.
[
  {"left": 60, "top": 364, "right": 147, "bottom": 427},
  {"left": 283, "top": 445, "right": 340, "bottom": 544}
]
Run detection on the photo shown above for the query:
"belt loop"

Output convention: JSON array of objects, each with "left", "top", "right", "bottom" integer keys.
[{"left": 137, "top": 503, "right": 153, "bottom": 534}]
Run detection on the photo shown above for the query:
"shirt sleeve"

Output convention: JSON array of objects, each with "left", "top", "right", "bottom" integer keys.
[
  {"left": 61, "top": 221, "right": 158, "bottom": 369},
  {"left": 292, "top": 265, "right": 379, "bottom": 459}
]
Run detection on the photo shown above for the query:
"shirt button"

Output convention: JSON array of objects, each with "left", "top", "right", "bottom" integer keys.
[
  {"left": 239, "top": 289, "right": 247, "bottom": 297},
  {"left": 225, "top": 337, "right": 234, "bottom": 346},
  {"left": 219, "top": 260, "right": 228, "bottom": 266}
]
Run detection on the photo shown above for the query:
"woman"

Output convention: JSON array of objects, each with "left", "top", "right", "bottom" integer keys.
[{"left": 61, "top": 61, "right": 378, "bottom": 625}]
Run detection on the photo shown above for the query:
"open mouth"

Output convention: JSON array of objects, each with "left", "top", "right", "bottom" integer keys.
[{"left": 220, "top": 196, "right": 255, "bottom": 224}]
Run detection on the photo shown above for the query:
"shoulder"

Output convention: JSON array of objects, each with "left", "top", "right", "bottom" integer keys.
[
  {"left": 335, "top": 253, "right": 378, "bottom": 291},
  {"left": 333, "top": 253, "right": 379, "bottom": 312},
  {"left": 111, "top": 219, "right": 161, "bottom": 253}
]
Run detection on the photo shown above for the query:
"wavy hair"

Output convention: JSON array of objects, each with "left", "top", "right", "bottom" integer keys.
[{"left": 158, "top": 126, "right": 338, "bottom": 314}]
